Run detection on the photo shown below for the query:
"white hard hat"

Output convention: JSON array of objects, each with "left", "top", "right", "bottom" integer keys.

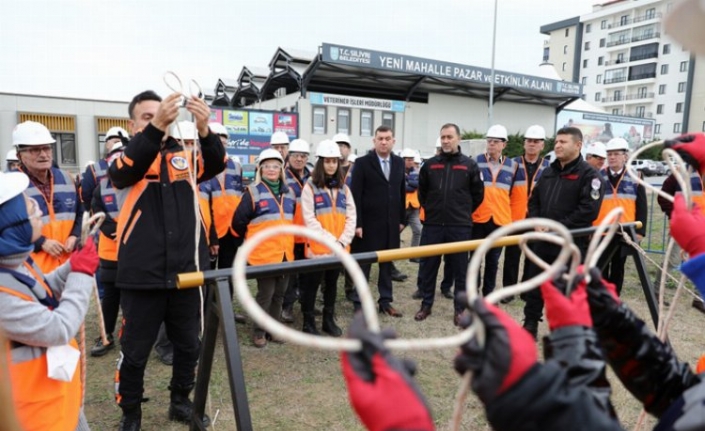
[
  {"left": 435, "top": 137, "right": 442, "bottom": 148},
  {"left": 348, "top": 154, "right": 357, "bottom": 163},
  {"left": 270, "top": 131, "right": 290, "bottom": 145},
  {"left": 105, "top": 126, "right": 129, "bottom": 140},
  {"left": 400, "top": 148, "right": 417, "bottom": 158},
  {"left": 289, "top": 139, "right": 310, "bottom": 154},
  {"left": 109, "top": 141, "right": 124, "bottom": 153},
  {"left": 0, "top": 171, "right": 29, "bottom": 206},
  {"left": 585, "top": 142, "right": 607, "bottom": 158},
  {"left": 209, "top": 122, "right": 228, "bottom": 136},
  {"left": 316, "top": 140, "right": 342, "bottom": 158},
  {"left": 5, "top": 149, "right": 18, "bottom": 162},
  {"left": 12, "top": 121, "right": 56, "bottom": 146},
  {"left": 525, "top": 125, "right": 546, "bottom": 140},
  {"left": 413, "top": 152, "right": 422, "bottom": 164},
  {"left": 332, "top": 133, "right": 351, "bottom": 146},
  {"left": 486, "top": 124, "right": 508, "bottom": 141},
  {"left": 171, "top": 121, "right": 197, "bottom": 141},
  {"left": 257, "top": 148, "right": 284, "bottom": 167},
  {"left": 605, "top": 138, "right": 629, "bottom": 152}
]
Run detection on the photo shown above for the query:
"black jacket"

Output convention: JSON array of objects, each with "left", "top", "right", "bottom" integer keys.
[
  {"left": 418, "top": 151, "right": 484, "bottom": 226},
  {"left": 108, "top": 123, "right": 226, "bottom": 289}
]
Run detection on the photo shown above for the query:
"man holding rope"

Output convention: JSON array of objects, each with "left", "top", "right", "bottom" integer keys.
[{"left": 109, "top": 90, "right": 225, "bottom": 430}]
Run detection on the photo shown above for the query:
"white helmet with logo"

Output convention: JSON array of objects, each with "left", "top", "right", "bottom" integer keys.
[
  {"left": 348, "top": 154, "right": 357, "bottom": 163},
  {"left": 171, "top": 121, "right": 197, "bottom": 141},
  {"left": 316, "top": 140, "right": 342, "bottom": 158},
  {"left": 605, "top": 138, "right": 629, "bottom": 152},
  {"left": 289, "top": 139, "right": 310, "bottom": 154},
  {"left": 525, "top": 125, "right": 546, "bottom": 140},
  {"left": 486, "top": 124, "right": 508, "bottom": 141},
  {"left": 209, "top": 122, "right": 228, "bottom": 136},
  {"left": 585, "top": 142, "right": 607, "bottom": 158},
  {"left": 400, "top": 148, "right": 417, "bottom": 158},
  {"left": 257, "top": 148, "right": 284, "bottom": 167},
  {"left": 332, "top": 133, "right": 351, "bottom": 146},
  {"left": 5, "top": 149, "right": 19, "bottom": 162},
  {"left": 270, "top": 131, "right": 290, "bottom": 145},
  {"left": 12, "top": 121, "right": 56, "bottom": 146},
  {"left": 105, "top": 126, "right": 129, "bottom": 140}
]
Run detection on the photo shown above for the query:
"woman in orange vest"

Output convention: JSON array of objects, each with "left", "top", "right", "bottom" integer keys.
[
  {"left": 0, "top": 170, "right": 99, "bottom": 431},
  {"left": 300, "top": 140, "right": 356, "bottom": 336},
  {"left": 232, "top": 149, "right": 296, "bottom": 348}
]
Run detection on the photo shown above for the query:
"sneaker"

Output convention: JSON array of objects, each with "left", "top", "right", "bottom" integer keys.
[
  {"left": 253, "top": 334, "right": 267, "bottom": 348},
  {"left": 693, "top": 299, "right": 705, "bottom": 315},
  {"left": 90, "top": 334, "right": 115, "bottom": 357},
  {"left": 412, "top": 290, "right": 423, "bottom": 300},
  {"left": 266, "top": 332, "right": 286, "bottom": 344},
  {"left": 441, "top": 290, "right": 454, "bottom": 299}
]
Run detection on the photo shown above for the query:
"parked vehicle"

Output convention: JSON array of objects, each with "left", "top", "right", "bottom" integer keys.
[{"left": 630, "top": 159, "right": 661, "bottom": 176}]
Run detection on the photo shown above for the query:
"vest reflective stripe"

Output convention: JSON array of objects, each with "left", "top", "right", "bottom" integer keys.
[
  {"left": 91, "top": 159, "right": 109, "bottom": 183},
  {"left": 98, "top": 178, "right": 120, "bottom": 261},
  {"left": 594, "top": 170, "right": 638, "bottom": 225},
  {"left": 213, "top": 159, "right": 243, "bottom": 238},
  {"left": 246, "top": 183, "right": 295, "bottom": 265},
  {"left": 285, "top": 168, "right": 310, "bottom": 243},
  {"left": 510, "top": 156, "right": 549, "bottom": 221},
  {"left": 1, "top": 266, "right": 82, "bottom": 431},
  {"left": 22, "top": 167, "right": 79, "bottom": 273},
  {"left": 472, "top": 155, "right": 516, "bottom": 225},
  {"left": 305, "top": 182, "right": 349, "bottom": 257},
  {"left": 198, "top": 188, "right": 213, "bottom": 243}
]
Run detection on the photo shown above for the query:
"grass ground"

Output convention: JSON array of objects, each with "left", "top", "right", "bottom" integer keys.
[{"left": 83, "top": 195, "right": 705, "bottom": 430}]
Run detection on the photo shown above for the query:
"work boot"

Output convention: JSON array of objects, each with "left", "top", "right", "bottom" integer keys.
[
  {"left": 321, "top": 309, "right": 342, "bottom": 337},
  {"left": 281, "top": 305, "right": 295, "bottom": 323},
  {"left": 118, "top": 405, "right": 141, "bottom": 431},
  {"left": 302, "top": 313, "right": 320, "bottom": 335},
  {"left": 168, "top": 385, "right": 211, "bottom": 427},
  {"left": 90, "top": 334, "right": 115, "bottom": 357},
  {"left": 522, "top": 319, "right": 538, "bottom": 341}
]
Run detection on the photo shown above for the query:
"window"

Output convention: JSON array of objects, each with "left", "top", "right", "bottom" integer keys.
[
  {"left": 596, "top": 74, "right": 602, "bottom": 83},
  {"left": 663, "top": 44, "right": 671, "bottom": 54},
  {"left": 614, "top": 90, "right": 622, "bottom": 100},
  {"left": 586, "top": 23, "right": 592, "bottom": 33},
  {"left": 661, "top": 64, "right": 669, "bottom": 75},
  {"left": 601, "top": 20, "right": 607, "bottom": 29},
  {"left": 676, "top": 102, "right": 683, "bottom": 113},
  {"left": 583, "top": 59, "right": 588, "bottom": 68},
  {"left": 582, "top": 76, "right": 588, "bottom": 85},
  {"left": 659, "top": 84, "right": 666, "bottom": 94},
  {"left": 655, "top": 124, "right": 661, "bottom": 134},
  {"left": 620, "top": 15, "right": 629, "bottom": 25},
  {"left": 612, "top": 108, "right": 622, "bottom": 115},
  {"left": 585, "top": 41, "right": 591, "bottom": 51},
  {"left": 598, "top": 56, "right": 604, "bottom": 66},
  {"left": 678, "top": 82, "right": 686, "bottom": 92},
  {"left": 636, "top": 106, "right": 646, "bottom": 117},
  {"left": 312, "top": 106, "right": 326, "bottom": 134},
  {"left": 617, "top": 53, "right": 625, "bottom": 63},
  {"left": 595, "top": 92, "right": 601, "bottom": 102},
  {"left": 543, "top": 47, "right": 549, "bottom": 62},
  {"left": 680, "top": 61, "right": 688, "bottom": 72},
  {"left": 562, "top": 62, "right": 567, "bottom": 71},
  {"left": 637, "top": 86, "right": 648, "bottom": 97},
  {"left": 645, "top": 8, "right": 656, "bottom": 19},
  {"left": 674, "top": 123, "right": 682, "bottom": 133},
  {"left": 600, "top": 38, "right": 606, "bottom": 48},
  {"left": 52, "top": 133, "right": 77, "bottom": 166},
  {"left": 563, "top": 45, "right": 568, "bottom": 54},
  {"left": 360, "top": 110, "right": 373, "bottom": 137},
  {"left": 657, "top": 104, "right": 664, "bottom": 114},
  {"left": 382, "top": 112, "right": 394, "bottom": 130},
  {"left": 18, "top": 113, "right": 77, "bottom": 167},
  {"left": 565, "top": 28, "right": 570, "bottom": 37},
  {"left": 336, "top": 108, "right": 350, "bottom": 134}
]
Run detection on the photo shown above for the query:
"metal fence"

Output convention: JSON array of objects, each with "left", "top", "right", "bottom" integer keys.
[{"left": 642, "top": 183, "right": 669, "bottom": 255}]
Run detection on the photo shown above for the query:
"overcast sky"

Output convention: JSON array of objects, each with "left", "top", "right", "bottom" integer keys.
[{"left": 0, "top": 0, "right": 598, "bottom": 102}]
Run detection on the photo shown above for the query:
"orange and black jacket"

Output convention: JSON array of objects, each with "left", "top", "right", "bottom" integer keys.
[{"left": 108, "top": 123, "right": 226, "bottom": 290}]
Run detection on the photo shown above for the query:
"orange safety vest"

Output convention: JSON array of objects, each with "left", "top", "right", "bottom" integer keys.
[
  {"left": 21, "top": 167, "right": 79, "bottom": 273},
  {"left": 1, "top": 261, "right": 82, "bottom": 431},
  {"left": 510, "top": 156, "right": 549, "bottom": 221},
  {"left": 97, "top": 178, "right": 123, "bottom": 261},
  {"left": 405, "top": 168, "right": 420, "bottom": 209},
  {"left": 245, "top": 182, "right": 296, "bottom": 266},
  {"left": 472, "top": 154, "right": 517, "bottom": 226},
  {"left": 285, "top": 167, "right": 310, "bottom": 244},
  {"left": 688, "top": 172, "right": 705, "bottom": 215},
  {"left": 594, "top": 169, "right": 638, "bottom": 225},
  {"left": 213, "top": 158, "right": 243, "bottom": 238},
  {"left": 198, "top": 187, "right": 213, "bottom": 245},
  {"left": 305, "top": 181, "right": 351, "bottom": 257}
]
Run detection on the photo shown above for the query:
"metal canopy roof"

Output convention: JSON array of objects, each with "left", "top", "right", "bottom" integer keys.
[{"left": 214, "top": 43, "right": 584, "bottom": 109}]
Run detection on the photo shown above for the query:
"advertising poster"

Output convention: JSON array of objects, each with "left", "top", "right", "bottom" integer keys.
[
  {"left": 555, "top": 109, "right": 655, "bottom": 150},
  {"left": 274, "top": 113, "right": 298, "bottom": 137},
  {"left": 249, "top": 112, "right": 273, "bottom": 136},
  {"left": 209, "top": 110, "right": 222, "bottom": 123},
  {"left": 223, "top": 110, "right": 249, "bottom": 134}
]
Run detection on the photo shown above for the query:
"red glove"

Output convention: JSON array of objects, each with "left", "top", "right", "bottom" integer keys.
[
  {"left": 663, "top": 133, "right": 705, "bottom": 174},
  {"left": 670, "top": 194, "right": 705, "bottom": 257},
  {"left": 541, "top": 266, "right": 592, "bottom": 331},
  {"left": 69, "top": 237, "right": 99, "bottom": 276},
  {"left": 341, "top": 314, "right": 434, "bottom": 431},
  {"left": 454, "top": 295, "right": 537, "bottom": 404}
]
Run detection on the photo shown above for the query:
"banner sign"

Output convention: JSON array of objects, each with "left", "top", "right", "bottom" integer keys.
[
  {"left": 309, "top": 92, "right": 406, "bottom": 112},
  {"left": 556, "top": 109, "right": 654, "bottom": 150},
  {"left": 322, "top": 42, "right": 582, "bottom": 96}
]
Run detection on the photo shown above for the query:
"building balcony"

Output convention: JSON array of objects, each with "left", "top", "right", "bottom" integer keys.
[
  {"left": 608, "top": 12, "right": 662, "bottom": 29},
  {"left": 628, "top": 72, "right": 657, "bottom": 81},
  {"left": 604, "top": 76, "right": 627, "bottom": 84},
  {"left": 626, "top": 92, "right": 655, "bottom": 100},
  {"left": 601, "top": 96, "right": 625, "bottom": 103},
  {"left": 607, "top": 38, "right": 631, "bottom": 47},
  {"left": 631, "top": 32, "right": 660, "bottom": 43},
  {"left": 624, "top": 111, "right": 654, "bottom": 118},
  {"left": 629, "top": 52, "right": 658, "bottom": 62},
  {"left": 604, "top": 59, "right": 627, "bottom": 66}
]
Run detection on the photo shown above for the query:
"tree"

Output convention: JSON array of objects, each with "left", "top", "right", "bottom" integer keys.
[{"left": 462, "top": 130, "right": 555, "bottom": 158}]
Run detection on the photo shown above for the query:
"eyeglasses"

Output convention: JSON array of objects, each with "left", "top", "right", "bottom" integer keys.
[
  {"left": 486, "top": 139, "right": 505, "bottom": 145},
  {"left": 261, "top": 163, "right": 282, "bottom": 170},
  {"left": 20, "top": 145, "right": 53, "bottom": 156},
  {"left": 289, "top": 153, "right": 308, "bottom": 159}
]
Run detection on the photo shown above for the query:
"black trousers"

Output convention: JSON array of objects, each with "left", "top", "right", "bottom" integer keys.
[
  {"left": 300, "top": 269, "right": 340, "bottom": 314},
  {"left": 502, "top": 244, "right": 531, "bottom": 288},
  {"left": 352, "top": 262, "right": 394, "bottom": 307},
  {"left": 283, "top": 243, "right": 306, "bottom": 308},
  {"left": 439, "top": 255, "right": 454, "bottom": 294},
  {"left": 417, "top": 225, "right": 472, "bottom": 312},
  {"left": 100, "top": 279, "right": 120, "bottom": 336},
  {"left": 597, "top": 238, "right": 628, "bottom": 295},
  {"left": 212, "top": 232, "right": 243, "bottom": 271},
  {"left": 117, "top": 288, "right": 201, "bottom": 407},
  {"left": 472, "top": 220, "right": 503, "bottom": 296}
]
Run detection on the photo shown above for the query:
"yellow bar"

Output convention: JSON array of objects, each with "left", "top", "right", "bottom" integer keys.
[{"left": 177, "top": 272, "right": 204, "bottom": 289}]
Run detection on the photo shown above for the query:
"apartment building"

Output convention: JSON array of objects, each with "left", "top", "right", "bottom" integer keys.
[{"left": 541, "top": 0, "right": 705, "bottom": 139}]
